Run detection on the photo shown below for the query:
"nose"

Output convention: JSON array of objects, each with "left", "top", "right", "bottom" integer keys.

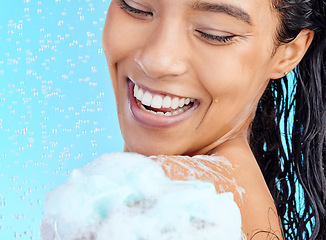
[{"left": 134, "top": 23, "right": 189, "bottom": 79}]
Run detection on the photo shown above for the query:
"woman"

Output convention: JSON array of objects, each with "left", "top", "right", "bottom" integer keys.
[{"left": 102, "top": 0, "right": 326, "bottom": 239}]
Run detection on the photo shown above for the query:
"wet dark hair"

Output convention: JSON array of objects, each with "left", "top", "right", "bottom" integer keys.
[{"left": 250, "top": 0, "right": 326, "bottom": 239}]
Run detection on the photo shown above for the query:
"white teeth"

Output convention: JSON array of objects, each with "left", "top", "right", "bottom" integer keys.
[
  {"left": 142, "top": 91, "right": 152, "bottom": 106},
  {"left": 171, "top": 97, "right": 179, "bottom": 110},
  {"left": 162, "top": 96, "right": 172, "bottom": 108},
  {"left": 151, "top": 95, "right": 163, "bottom": 108},
  {"left": 135, "top": 88, "right": 144, "bottom": 101},
  {"left": 133, "top": 83, "right": 196, "bottom": 116},
  {"left": 173, "top": 109, "right": 183, "bottom": 115},
  {"left": 140, "top": 104, "right": 147, "bottom": 111},
  {"left": 134, "top": 84, "right": 139, "bottom": 97},
  {"left": 178, "top": 98, "right": 185, "bottom": 108},
  {"left": 137, "top": 98, "right": 191, "bottom": 116}
]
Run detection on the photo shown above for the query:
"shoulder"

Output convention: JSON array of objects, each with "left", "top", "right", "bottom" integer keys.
[
  {"left": 238, "top": 166, "right": 283, "bottom": 239},
  {"left": 151, "top": 153, "right": 284, "bottom": 239},
  {"left": 214, "top": 145, "right": 284, "bottom": 239}
]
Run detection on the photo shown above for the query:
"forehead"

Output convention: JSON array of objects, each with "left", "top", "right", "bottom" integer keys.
[{"left": 155, "top": 0, "right": 276, "bottom": 26}]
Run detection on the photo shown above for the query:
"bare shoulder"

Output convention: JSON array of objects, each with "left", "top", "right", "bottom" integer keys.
[
  {"left": 218, "top": 147, "right": 284, "bottom": 239},
  {"left": 238, "top": 168, "right": 284, "bottom": 240},
  {"left": 151, "top": 154, "right": 284, "bottom": 240}
]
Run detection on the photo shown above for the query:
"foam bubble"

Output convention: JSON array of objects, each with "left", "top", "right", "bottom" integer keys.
[{"left": 40, "top": 152, "right": 242, "bottom": 240}]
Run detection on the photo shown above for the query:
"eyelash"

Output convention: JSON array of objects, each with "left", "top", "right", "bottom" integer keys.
[
  {"left": 118, "top": 0, "right": 235, "bottom": 44},
  {"left": 118, "top": 0, "right": 153, "bottom": 16},
  {"left": 196, "top": 30, "right": 235, "bottom": 44}
]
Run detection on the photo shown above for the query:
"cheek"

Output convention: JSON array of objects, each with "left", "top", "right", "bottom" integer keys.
[
  {"left": 102, "top": 5, "right": 152, "bottom": 67},
  {"left": 102, "top": 5, "right": 142, "bottom": 98},
  {"left": 102, "top": 8, "right": 131, "bottom": 68},
  {"left": 196, "top": 42, "right": 271, "bottom": 102}
]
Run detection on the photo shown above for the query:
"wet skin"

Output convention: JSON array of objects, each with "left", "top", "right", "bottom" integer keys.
[{"left": 102, "top": 0, "right": 313, "bottom": 238}]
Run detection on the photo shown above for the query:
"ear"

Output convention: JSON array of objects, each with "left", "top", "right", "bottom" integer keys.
[{"left": 269, "top": 29, "right": 314, "bottom": 79}]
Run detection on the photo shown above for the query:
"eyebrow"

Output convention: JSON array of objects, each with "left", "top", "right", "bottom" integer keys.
[{"left": 192, "top": 1, "right": 252, "bottom": 25}]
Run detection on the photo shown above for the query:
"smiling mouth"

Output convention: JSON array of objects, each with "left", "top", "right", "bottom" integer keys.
[
  {"left": 128, "top": 79, "right": 200, "bottom": 128},
  {"left": 133, "top": 82, "right": 197, "bottom": 116}
]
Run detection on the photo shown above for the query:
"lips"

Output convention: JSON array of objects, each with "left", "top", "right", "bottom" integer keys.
[{"left": 128, "top": 79, "right": 200, "bottom": 128}]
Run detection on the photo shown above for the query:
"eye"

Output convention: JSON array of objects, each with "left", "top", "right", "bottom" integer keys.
[
  {"left": 118, "top": 0, "right": 153, "bottom": 18},
  {"left": 195, "top": 30, "right": 236, "bottom": 45}
]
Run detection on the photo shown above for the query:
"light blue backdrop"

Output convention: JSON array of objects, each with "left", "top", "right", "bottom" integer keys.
[
  {"left": 0, "top": 1, "right": 125, "bottom": 239},
  {"left": 0, "top": 1, "right": 302, "bottom": 239}
]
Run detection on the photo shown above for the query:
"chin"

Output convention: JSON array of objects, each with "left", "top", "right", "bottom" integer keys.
[{"left": 124, "top": 141, "right": 181, "bottom": 156}]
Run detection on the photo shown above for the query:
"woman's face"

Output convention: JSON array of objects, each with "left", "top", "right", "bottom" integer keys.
[{"left": 103, "top": 0, "right": 281, "bottom": 156}]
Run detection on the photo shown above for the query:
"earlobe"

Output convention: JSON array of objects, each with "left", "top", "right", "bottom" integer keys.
[{"left": 269, "top": 29, "right": 314, "bottom": 79}]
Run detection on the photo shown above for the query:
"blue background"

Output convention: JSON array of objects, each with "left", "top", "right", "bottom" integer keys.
[
  {"left": 0, "top": 1, "right": 125, "bottom": 239},
  {"left": 0, "top": 1, "right": 300, "bottom": 239}
]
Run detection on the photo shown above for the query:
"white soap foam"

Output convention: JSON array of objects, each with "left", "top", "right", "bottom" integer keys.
[
  {"left": 155, "top": 154, "right": 246, "bottom": 201},
  {"left": 40, "top": 152, "right": 242, "bottom": 240}
]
